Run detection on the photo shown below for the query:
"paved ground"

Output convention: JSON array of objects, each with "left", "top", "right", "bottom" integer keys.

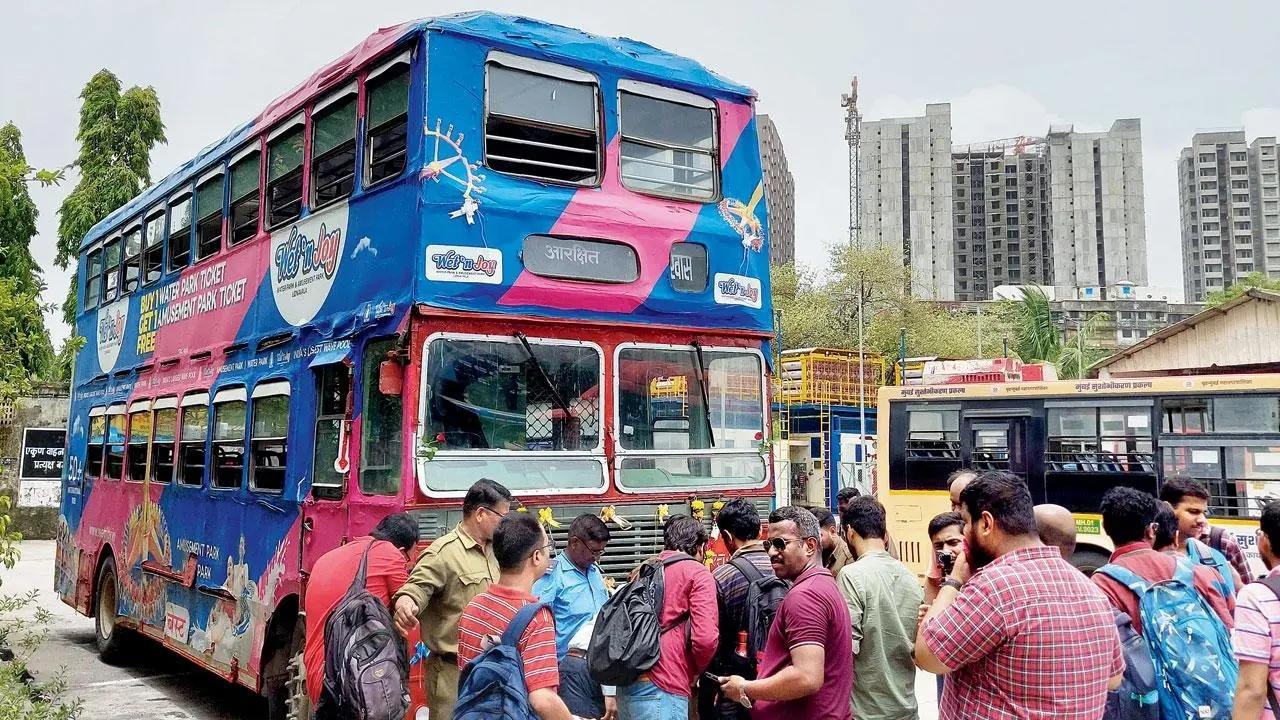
[{"left": 5, "top": 540, "right": 939, "bottom": 719}]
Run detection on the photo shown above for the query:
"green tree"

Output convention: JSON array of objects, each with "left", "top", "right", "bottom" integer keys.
[
  {"left": 55, "top": 70, "right": 165, "bottom": 325},
  {"left": 1205, "top": 272, "right": 1280, "bottom": 308},
  {"left": 0, "top": 279, "right": 55, "bottom": 401},
  {"left": 1001, "top": 287, "right": 1109, "bottom": 379},
  {"left": 0, "top": 124, "right": 44, "bottom": 294}
]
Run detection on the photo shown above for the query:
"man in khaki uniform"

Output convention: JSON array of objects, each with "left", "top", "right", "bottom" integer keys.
[{"left": 393, "top": 479, "right": 512, "bottom": 720}]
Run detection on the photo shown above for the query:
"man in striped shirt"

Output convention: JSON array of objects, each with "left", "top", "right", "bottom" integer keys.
[
  {"left": 458, "top": 513, "right": 577, "bottom": 720},
  {"left": 1232, "top": 500, "right": 1280, "bottom": 719}
]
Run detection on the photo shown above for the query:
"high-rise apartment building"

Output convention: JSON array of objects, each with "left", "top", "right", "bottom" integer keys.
[
  {"left": 950, "top": 141, "right": 1052, "bottom": 301},
  {"left": 1179, "top": 132, "right": 1280, "bottom": 302},
  {"left": 859, "top": 103, "right": 954, "bottom": 300},
  {"left": 757, "top": 114, "right": 795, "bottom": 266},
  {"left": 1044, "top": 120, "right": 1147, "bottom": 290}
]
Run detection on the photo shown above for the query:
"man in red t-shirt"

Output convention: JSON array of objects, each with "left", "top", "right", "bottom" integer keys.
[
  {"left": 1092, "top": 486, "right": 1234, "bottom": 634},
  {"left": 457, "top": 513, "right": 577, "bottom": 720},
  {"left": 303, "top": 512, "right": 418, "bottom": 705},
  {"left": 718, "top": 506, "right": 853, "bottom": 720}
]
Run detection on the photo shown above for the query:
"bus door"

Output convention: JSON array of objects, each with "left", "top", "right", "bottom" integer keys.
[
  {"left": 302, "top": 355, "right": 355, "bottom": 573},
  {"left": 962, "top": 408, "right": 1041, "bottom": 497}
]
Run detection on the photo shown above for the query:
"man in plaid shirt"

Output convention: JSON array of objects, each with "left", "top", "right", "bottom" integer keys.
[{"left": 915, "top": 471, "right": 1124, "bottom": 720}]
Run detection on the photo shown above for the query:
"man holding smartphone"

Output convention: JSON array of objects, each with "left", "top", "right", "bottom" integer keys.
[{"left": 718, "top": 506, "right": 853, "bottom": 720}]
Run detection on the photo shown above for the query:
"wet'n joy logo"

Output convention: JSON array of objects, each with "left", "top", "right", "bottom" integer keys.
[
  {"left": 96, "top": 300, "right": 129, "bottom": 373},
  {"left": 270, "top": 205, "right": 349, "bottom": 326}
]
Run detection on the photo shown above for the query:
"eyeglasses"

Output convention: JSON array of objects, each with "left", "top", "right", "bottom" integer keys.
[
  {"left": 765, "top": 537, "right": 802, "bottom": 553},
  {"left": 573, "top": 537, "right": 608, "bottom": 559},
  {"left": 480, "top": 506, "right": 510, "bottom": 520},
  {"left": 542, "top": 541, "right": 557, "bottom": 558}
]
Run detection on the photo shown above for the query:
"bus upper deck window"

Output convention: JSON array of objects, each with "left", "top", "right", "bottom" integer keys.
[
  {"left": 212, "top": 394, "right": 247, "bottom": 489},
  {"left": 126, "top": 408, "right": 151, "bottom": 482},
  {"left": 312, "top": 91, "right": 357, "bottom": 207},
  {"left": 143, "top": 209, "right": 165, "bottom": 285},
  {"left": 195, "top": 172, "right": 225, "bottom": 261},
  {"left": 312, "top": 365, "right": 349, "bottom": 498},
  {"left": 84, "top": 247, "right": 103, "bottom": 311},
  {"left": 102, "top": 236, "right": 121, "bottom": 303},
  {"left": 250, "top": 385, "right": 289, "bottom": 493},
  {"left": 364, "top": 61, "right": 409, "bottom": 186},
  {"left": 619, "top": 89, "right": 717, "bottom": 201},
  {"left": 106, "top": 412, "right": 126, "bottom": 480},
  {"left": 228, "top": 149, "right": 260, "bottom": 245},
  {"left": 122, "top": 224, "right": 142, "bottom": 294},
  {"left": 485, "top": 61, "right": 599, "bottom": 185},
  {"left": 167, "top": 192, "right": 192, "bottom": 271},
  {"left": 178, "top": 400, "right": 208, "bottom": 486},
  {"left": 267, "top": 123, "right": 304, "bottom": 228}
]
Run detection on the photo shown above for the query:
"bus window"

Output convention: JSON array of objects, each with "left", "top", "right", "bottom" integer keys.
[
  {"left": 195, "top": 172, "right": 224, "bottom": 261},
  {"left": 894, "top": 407, "right": 961, "bottom": 491},
  {"left": 364, "top": 59, "right": 409, "bottom": 186},
  {"left": 178, "top": 395, "right": 209, "bottom": 486},
  {"left": 1215, "top": 396, "right": 1280, "bottom": 433},
  {"left": 167, "top": 192, "right": 193, "bottom": 271},
  {"left": 311, "top": 90, "right": 357, "bottom": 207},
  {"left": 152, "top": 399, "right": 177, "bottom": 483},
  {"left": 228, "top": 148, "right": 261, "bottom": 245},
  {"left": 267, "top": 121, "right": 304, "bottom": 228},
  {"left": 84, "top": 247, "right": 103, "bottom": 310},
  {"left": 312, "top": 364, "right": 349, "bottom": 498},
  {"left": 360, "top": 339, "right": 401, "bottom": 495},
  {"left": 619, "top": 87, "right": 717, "bottom": 201},
  {"left": 106, "top": 409, "right": 126, "bottom": 479},
  {"left": 122, "top": 224, "right": 142, "bottom": 294},
  {"left": 1226, "top": 446, "right": 1280, "bottom": 518},
  {"left": 485, "top": 60, "right": 599, "bottom": 185},
  {"left": 250, "top": 382, "right": 289, "bottom": 493},
  {"left": 125, "top": 405, "right": 151, "bottom": 482},
  {"left": 87, "top": 410, "right": 106, "bottom": 478},
  {"left": 1163, "top": 398, "right": 1210, "bottom": 434},
  {"left": 212, "top": 389, "right": 247, "bottom": 489},
  {"left": 143, "top": 209, "right": 165, "bottom": 285},
  {"left": 615, "top": 345, "right": 765, "bottom": 491},
  {"left": 102, "top": 236, "right": 121, "bottom": 303},
  {"left": 1048, "top": 405, "right": 1153, "bottom": 473}
]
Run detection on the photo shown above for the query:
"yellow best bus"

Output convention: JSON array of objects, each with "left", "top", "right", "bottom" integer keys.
[{"left": 876, "top": 374, "right": 1280, "bottom": 576}]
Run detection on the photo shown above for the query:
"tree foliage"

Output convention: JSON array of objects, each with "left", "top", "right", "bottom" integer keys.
[
  {"left": 0, "top": 279, "right": 55, "bottom": 401},
  {"left": 1205, "top": 272, "right": 1280, "bottom": 308},
  {"left": 999, "top": 287, "right": 1109, "bottom": 379},
  {"left": 56, "top": 69, "right": 166, "bottom": 325},
  {"left": 772, "top": 244, "right": 997, "bottom": 360}
]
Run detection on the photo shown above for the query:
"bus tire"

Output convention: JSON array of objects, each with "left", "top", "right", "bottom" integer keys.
[
  {"left": 1069, "top": 548, "right": 1111, "bottom": 576},
  {"left": 265, "top": 622, "right": 307, "bottom": 720},
  {"left": 94, "top": 555, "right": 133, "bottom": 664}
]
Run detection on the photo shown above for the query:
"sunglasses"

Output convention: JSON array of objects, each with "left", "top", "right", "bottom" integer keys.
[{"left": 765, "top": 537, "right": 802, "bottom": 552}]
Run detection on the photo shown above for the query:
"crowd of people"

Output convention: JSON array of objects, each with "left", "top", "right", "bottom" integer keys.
[{"left": 299, "top": 472, "right": 1280, "bottom": 720}]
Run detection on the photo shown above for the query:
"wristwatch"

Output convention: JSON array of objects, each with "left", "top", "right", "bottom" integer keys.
[{"left": 941, "top": 576, "right": 964, "bottom": 591}]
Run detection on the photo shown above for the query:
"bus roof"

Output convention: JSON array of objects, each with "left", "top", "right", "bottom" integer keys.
[
  {"left": 878, "top": 373, "right": 1280, "bottom": 402},
  {"left": 81, "top": 11, "right": 756, "bottom": 251}
]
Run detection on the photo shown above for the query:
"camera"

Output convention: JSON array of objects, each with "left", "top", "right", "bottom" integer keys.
[{"left": 937, "top": 549, "right": 956, "bottom": 576}]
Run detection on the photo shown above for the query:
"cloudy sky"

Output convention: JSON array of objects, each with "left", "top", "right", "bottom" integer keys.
[{"left": 5, "top": 0, "right": 1280, "bottom": 345}]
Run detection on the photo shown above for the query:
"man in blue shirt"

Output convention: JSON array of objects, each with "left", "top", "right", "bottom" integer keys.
[{"left": 534, "top": 513, "right": 615, "bottom": 719}]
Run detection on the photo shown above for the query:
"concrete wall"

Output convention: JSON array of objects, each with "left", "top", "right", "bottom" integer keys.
[{"left": 0, "top": 385, "right": 70, "bottom": 540}]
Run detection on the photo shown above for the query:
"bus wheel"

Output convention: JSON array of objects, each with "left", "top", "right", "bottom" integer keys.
[
  {"left": 266, "top": 631, "right": 308, "bottom": 720},
  {"left": 94, "top": 556, "right": 132, "bottom": 663},
  {"left": 1069, "top": 548, "right": 1111, "bottom": 576}
]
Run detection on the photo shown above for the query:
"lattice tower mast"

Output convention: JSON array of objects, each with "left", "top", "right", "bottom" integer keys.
[{"left": 841, "top": 77, "right": 862, "bottom": 248}]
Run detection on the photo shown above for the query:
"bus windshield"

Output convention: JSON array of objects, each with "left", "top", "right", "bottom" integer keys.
[
  {"left": 421, "top": 336, "right": 604, "bottom": 493},
  {"left": 616, "top": 345, "right": 765, "bottom": 490}
]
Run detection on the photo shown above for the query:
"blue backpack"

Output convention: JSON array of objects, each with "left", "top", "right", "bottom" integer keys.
[
  {"left": 1102, "top": 610, "right": 1160, "bottom": 720},
  {"left": 1096, "top": 559, "right": 1237, "bottom": 720},
  {"left": 1187, "top": 536, "right": 1236, "bottom": 597},
  {"left": 454, "top": 602, "right": 547, "bottom": 720}
]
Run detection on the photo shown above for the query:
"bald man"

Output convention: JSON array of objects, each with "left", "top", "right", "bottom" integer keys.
[
  {"left": 1034, "top": 504, "right": 1077, "bottom": 560},
  {"left": 948, "top": 469, "right": 977, "bottom": 512}
]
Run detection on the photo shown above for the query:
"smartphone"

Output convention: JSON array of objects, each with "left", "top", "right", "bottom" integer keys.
[
  {"left": 702, "top": 672, "right": 721, "bottom": 685},
  {"left": 936, "top": 549, "right": 956, "bottom": 576}
]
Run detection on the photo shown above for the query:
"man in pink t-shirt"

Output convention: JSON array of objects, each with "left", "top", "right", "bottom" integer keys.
[
  {"left": 1233, "top": 500, "right": 1280, "bottom": 719},
  {"left": 718, "top": 506, "right": 853, "bottom": 720}
]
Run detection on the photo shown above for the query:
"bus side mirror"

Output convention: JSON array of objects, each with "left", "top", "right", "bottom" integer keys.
[{"left": 379, "top": 359, "right": 403, "bottom": 396}]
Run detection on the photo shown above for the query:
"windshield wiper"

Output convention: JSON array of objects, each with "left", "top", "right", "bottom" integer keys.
[
  {"left": 514, "top": 332, "right": 570, "bottom": 413},
  {"left": 689, "top": 341, "right": 715, "bottom": 448}
]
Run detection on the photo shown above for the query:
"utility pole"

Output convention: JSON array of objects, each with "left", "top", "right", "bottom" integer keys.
[{"left": 841, "top": 77, "right": 868, "bottom": 494}]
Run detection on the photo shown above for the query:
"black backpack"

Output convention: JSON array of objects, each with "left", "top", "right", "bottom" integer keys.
[
  {"left": 1101, "top": 610, "right": 1159, "bottom": 720},
  {"left": 316, "top": 541, "right": 410, "bottom": 720},
  {"left": 728, "top": 557, "right": 790, "bottom": 665},
  {"left": 588, "top": 554, "right": 699, "bottom": 686}
]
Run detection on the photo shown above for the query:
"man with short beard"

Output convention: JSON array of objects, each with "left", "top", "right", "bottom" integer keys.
[{"left": 915, "top": 471, "right": 1124, "bottom": 720}]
